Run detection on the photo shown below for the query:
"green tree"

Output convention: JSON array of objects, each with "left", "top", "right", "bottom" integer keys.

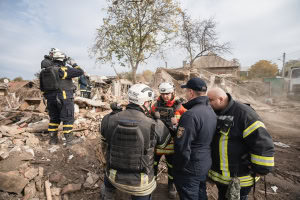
[
  {"left": 249, "top": 60, "right": 278, "bottom": 78},
  {"left": 91, "top": 0, "right": 180, "bottom": 83},
  {"left": 13, "top": 76, "right": 24, "bottom": 82},
  {"left": 177, "top": 11, "right": 231, "bottom": 68}
]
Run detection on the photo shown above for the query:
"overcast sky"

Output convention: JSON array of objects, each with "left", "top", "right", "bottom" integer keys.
[{"left": 0, "top": 0, "right": 299, "bottom": 80}]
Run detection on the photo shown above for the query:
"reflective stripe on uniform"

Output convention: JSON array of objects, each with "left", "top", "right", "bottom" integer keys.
[
  {"left": 48, "top": 128, "right": 58, "bottom": 131},
  {"left": 243, "top": 121, "right": 265, "bottom": 138},
  {"left": 109, "top": 169, "right": 117, "bottom": 181},
  {"left": 141, "top": 173, "right": 148, "bottom": 186},
  {"left": 63, "top": 125, "right": 73, "bottom": 127},
  {"left": 156, "top": 149, "right": 174, "bottom": 154},
  {"left": 219, "top": 129, "right": 230, "bottom": 177},
  {"left": 62, "top": 90, "right": 67, "bottom": 99},
  {"left": 251, "top": 154, "right": 274, "bottom": 166},
  {"left": 156, "top": 141, "right": 174, "bottom": 154},
  {"left": 61, "top": 67, "right": 68, "bottom": 79},
  {"left": 208, "top": 170, "right": 260, "bottom": 187},
  {"left": 166, "top": 161, "right": 173, "bottom": 168},
  {"left": 49, "top": 123, "right": 59, "bottom": 126},
  {"left": 74, "top": 66, "right": 81, "bottom": 69}
]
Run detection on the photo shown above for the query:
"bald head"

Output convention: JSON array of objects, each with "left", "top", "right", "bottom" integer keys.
[{"left": 207, "top": 87, "right": 229, "bottom": 111}]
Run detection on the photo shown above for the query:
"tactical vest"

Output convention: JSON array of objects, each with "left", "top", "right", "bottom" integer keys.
[
  {"left": 40, "top": 66, "right": 74, "bottom": 92},
  {"left": 156, "top": 100, "right": 177, "bottom": 125},
  {"left": 109, "top": 118, "right": 155, "bottom": 174}
]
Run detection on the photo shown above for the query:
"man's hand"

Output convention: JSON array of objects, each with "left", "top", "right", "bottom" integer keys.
[{"left": 171, "top": 117, "right": 178, "bottom": 126}]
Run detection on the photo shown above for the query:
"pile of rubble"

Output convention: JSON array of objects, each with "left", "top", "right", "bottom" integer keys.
[{"left": 0, "top": 105, "right": 109, "bottom": 199}]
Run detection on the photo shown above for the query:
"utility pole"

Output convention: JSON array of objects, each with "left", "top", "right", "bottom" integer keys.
[{"left": 281, "top": 52, "right": 286, "bottom": 77}]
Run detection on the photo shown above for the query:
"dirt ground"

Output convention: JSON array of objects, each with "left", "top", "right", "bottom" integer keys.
[{"left": 1, "top": 100, "right": 300, "bottom": 200}]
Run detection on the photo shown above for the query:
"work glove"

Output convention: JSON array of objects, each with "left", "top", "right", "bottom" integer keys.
[{"left": 67, "top": 57, "right": 77, "bottom": 66}]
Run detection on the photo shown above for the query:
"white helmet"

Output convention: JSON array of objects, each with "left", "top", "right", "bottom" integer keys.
[
  {"left": 128, "top": 84, "right": 154, "bottom": 106},
  {"left": 159, "top": 82, "right": 174, "bottom": 93},
  {"left": 49, "top": 48, "right": 66, "bottom": 61}
]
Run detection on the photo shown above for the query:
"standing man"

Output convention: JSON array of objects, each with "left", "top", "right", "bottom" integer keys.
[
  {"left": 207, "top": 87, "right": 275, "bottom": 200},
  {"left": 79, "top": 73, "right": 91, "bottom": 98},
  {"left": 101, "top": 84, "right": 170, "bottom": 200},
  {"left": 151, "top": 82, "right": 186, "bottom": 199},
  {"left": 173, "top": 78, "right": 217, "bottom": 200},
  {"left": 40, "top": 48, "right": 84, "bottom": 146}
]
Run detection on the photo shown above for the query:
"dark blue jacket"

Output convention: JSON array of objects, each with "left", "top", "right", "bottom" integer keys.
[{"left": 174, "top": 96, "right": 217, "bottom": 176}]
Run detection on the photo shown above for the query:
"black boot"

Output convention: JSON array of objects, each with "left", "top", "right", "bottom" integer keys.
[
  {"left": 49, "top": 132, "right": 58, "bottom": 145},
  {"left": 168, "top": 181, "right": 177, "bottom": 199}
]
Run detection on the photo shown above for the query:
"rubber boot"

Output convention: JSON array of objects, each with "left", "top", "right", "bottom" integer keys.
[
  {"left": 49, "top": 132, "right": 58, "bottom": 145},
  {"left": 168, "top": 182, "right": 177, "bottom": 199}
]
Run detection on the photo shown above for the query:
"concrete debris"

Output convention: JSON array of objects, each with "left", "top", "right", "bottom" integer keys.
[
  {"left": 25, "top": 148, "right": 35, "bottom": 157},
  {"left": 61, "top": 184, "right": 82, "bottom": 194},
  {"left": 38, "top": 166, "right": 44, "bottom": 177},
  {"left": 271, "top": 186, "right": 278, "bottom": 193},
  {"left": 26, "top": 135, "right": 40, "bottom": 146},
  {"left": 51, "top": 187, "right": 62, "bottom": 196},
  {"left": 0, "top": 171, "right": 28, "bottom": 194},
  {"left": 48, "top": 145, "right": 60, "bottom": 153},
  {"left": 35, "top": 178, "right": 43, "bottom": 192},
  {"left": 24, "top": 168, "right": 39, "bottom": 180},
  {"left": 83, "top": 172, "right": 100, "bottom": 188},
  {"left": 68, "top": 155, "right": 74, "bottom": 160},
  {"left": 0, "top": 151, "right": 9, "bottom": 160},
  {"left": 49, "top": 172, "right": 66, "bottom": 184},
  {"left": 274, "top": 142, "right": 290, "bottom": 148},
  {"left": 24, "top": 182, "right": 37, "bottom": 199},
  {"left": 74, "top": 97, "right": 109, "bottom": 109}
]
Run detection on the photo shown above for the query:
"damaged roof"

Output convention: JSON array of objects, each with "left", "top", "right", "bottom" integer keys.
[
  {"left": 193, "top": 54, "right": 239, "bottom": 69},
  {"left": 8, "top": 81, "right": 34, "bottom": 93}
]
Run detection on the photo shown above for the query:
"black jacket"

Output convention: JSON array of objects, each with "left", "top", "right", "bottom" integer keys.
[
  {"left": 174, "top": 96, "right": 217, "bottom": 177},
  {"left": 208, "top": 93, "right": 275, "bottom": 187},
  {"left": 40, "top": 62, "right": 83, "bottom": 99}
]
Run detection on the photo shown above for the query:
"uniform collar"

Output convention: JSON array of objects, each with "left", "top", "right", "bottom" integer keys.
[
  {"left": 218, "top": 93, "right": 235, "bottom": 115},
  {"left": 157, "top": 96, "right": 175, "bottom": 107},
  {"left": 183, "top": 96, "right": 209, "bottom": 110},
  {"left": 126, "top": 103, "right": 146, "bottom": 114}
]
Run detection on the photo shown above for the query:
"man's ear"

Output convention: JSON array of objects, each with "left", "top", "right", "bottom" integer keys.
[
  {"left": 190, "top": 89, "right": 195, "bottom": 97},
  {"left": 219, "top": 96, "right": 224, "bottom": 102}
]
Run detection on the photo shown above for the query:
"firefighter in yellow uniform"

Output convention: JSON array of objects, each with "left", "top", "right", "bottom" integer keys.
[{"left": 207, "top": 87, "right": 275, "bottom": 200}]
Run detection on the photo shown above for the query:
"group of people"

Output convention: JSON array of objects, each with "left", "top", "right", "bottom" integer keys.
[
  {"left": 39, "top": 48, "right": 275, "bottom": 200},
  {"left": 100, "top": 78, "right": 275, "bottom": 200}
]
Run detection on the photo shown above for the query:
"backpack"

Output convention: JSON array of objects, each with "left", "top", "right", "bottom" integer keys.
[{"left": 40, "top": 66, "right": 60, "bottom": 92}]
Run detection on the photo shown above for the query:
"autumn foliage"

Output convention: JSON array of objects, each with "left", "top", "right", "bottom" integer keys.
[{"left": 249, "top": 60, "right": 278, "bottom": 78}]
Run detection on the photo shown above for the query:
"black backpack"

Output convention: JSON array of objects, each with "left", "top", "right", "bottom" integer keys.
[{"left": 40, "top": 66, "right": 60, "bottom": 92}]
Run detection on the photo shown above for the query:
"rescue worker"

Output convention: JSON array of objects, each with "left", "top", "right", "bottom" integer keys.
[
  {"left": 151, "top": 82, "right": 186, "bottom": 199},
  {"left": 207, "top": 87, "right": 275, "bottom": 200},
  {"left": 39, "top": 48, "right": 84, "bottom": 146},
  {"left": 100, "top": 84, "right": 171, "bottom": 200},
  {"left": 173, "top": 78, "right": 217, "bottom": 200},
  {"left": 78, "top": 72, "right": 91, "bottom": 98}
]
